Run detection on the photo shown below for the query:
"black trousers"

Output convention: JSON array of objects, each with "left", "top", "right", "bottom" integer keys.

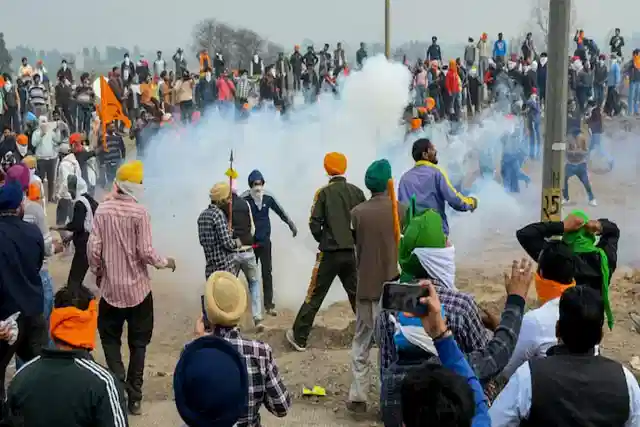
[
  {"left": 604, "top": 86, "right": 620, "bottom": 116},
  {"left": 98, "top": 293, "right": 154, "bottom": 403},
  {"left": 292, "top": 72, "right": 302, "bottom": 91},
  {"left": 36, "top": 158, "right": 57, "bottom": 202},
  {"left": 292, "top": 250, "right": 357, "bottom": 346},
  {"left": 68, "top": 235, "right": 89, "bottom": 288},
  {"left": 254, "top": 240, "right": 274, "bottom": 310},
  {"left": 0, "top": 315, "right": 47, "bottom": 403}
]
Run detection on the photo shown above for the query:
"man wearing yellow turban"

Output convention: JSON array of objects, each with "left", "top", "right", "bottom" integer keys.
[{"left": 286, "top": 152, "right": 366, "bottom": 351}]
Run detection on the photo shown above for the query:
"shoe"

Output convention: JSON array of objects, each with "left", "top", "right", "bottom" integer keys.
[
  {"left": 285, "top": 329, "right": 306, "bottom": 352},
  {"left": 562, "top": 198, "right": 570, "bottom": 205},
  {"left": 266, "top": 308, "right": 278, "bottom": 316},
  {"left": 347, "top": 401, "right": 367, "bottom": 413},
  {"left": 254, "top": 319, "right": 265, "bottom": 333},
  {"left": 128, "top": 400, "right": 142, "bottom": 416},
  {"left": 589, "top": 199, "right": 598, "bottom": 207}
]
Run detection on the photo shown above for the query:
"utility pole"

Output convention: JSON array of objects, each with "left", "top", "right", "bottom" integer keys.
[
  {"left": 541, "top": 0, "right": 571, "bottom": 222},
  {"left": 384, "top": 0, "right": 391, "bottom": 58}
]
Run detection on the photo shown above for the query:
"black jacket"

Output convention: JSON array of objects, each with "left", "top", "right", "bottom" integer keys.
[
  {"left": 516, "top": 220, "right": 619, "bottom": 293},
  {"left": 6, "top": 349, "right": 129, "bottom": 427},
  {"left": 0, "top": 215, "right": 44, "bottom": 319},
  {"left": 309, "top": 176, "right": 365, "bottom": 252}
]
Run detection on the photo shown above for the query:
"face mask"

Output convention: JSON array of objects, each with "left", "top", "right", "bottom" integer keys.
[
  {"left": 270, "top": 68, "right": 276, "bottom": 77},
  {"left": 599, "top": 60, "right": 605, "bottom": 66},
  {"left": 125, "top": 57, "right": 130, "bottom": 64},
  {"left": 205, "top": 72, "right": 212, "bottom": 82},
  {"left": 62, "top": 64, "right": 67, "bottom": 70},
  {"left": 251, "top": 185, "right": 264, "bottom": 197},
  {"left": 253, "top": 55, "right": 259, "bottom": 62},
  {"left": 540, "top": 57, "right": 547, "bottom": 66},
  {"left": 4, "top": 82, "right": 12, "bottom": 91}
]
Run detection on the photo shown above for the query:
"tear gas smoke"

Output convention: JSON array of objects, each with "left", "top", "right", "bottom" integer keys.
[{"left": 141, "top": 55, "right": 640, "bottom": 314}]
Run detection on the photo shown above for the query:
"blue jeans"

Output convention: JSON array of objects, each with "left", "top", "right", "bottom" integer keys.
[
  {"left": 414, "top": 85, "right": 427, "bottom": 107},
  {"left": 563, "top": 162, "right": 594, "bottom": 201},
  {"left": 594, "top": 85, "right": 605, "bottom": 106},
  {"left": 629, "top": 81, "right": 640, "bottom": 115},
  {"left": 501, "top": 153, "right": 530, "bottom": 193},
  {"left": 232, "top": 251, "right": 263, "bottom": 321},
  {"left": 16, "top": 270, "right": 54, "bottom": 370}
]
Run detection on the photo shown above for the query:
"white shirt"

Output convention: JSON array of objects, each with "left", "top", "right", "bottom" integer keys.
[
  {"left": 490, "top": 361, "right": 640, "bottom": 427},
  {"left": 501, "top": 298, "right": 561, "bottom": 379}
]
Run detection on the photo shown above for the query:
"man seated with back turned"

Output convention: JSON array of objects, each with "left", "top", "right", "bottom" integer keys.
[{"left": 5, "top": 285, "right": 128, "bottom": 427}]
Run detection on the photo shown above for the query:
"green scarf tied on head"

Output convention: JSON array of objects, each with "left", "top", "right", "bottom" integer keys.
[
  {"left": 398, "top": 200, "right": 447, "bottom": 282},
  {"left": 563, "top": 209, "right": 614, "bottom": 329}
]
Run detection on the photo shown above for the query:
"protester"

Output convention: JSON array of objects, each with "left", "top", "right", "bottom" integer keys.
[
  {"left": 5, "top": 285, "right": 129, "bottom": 427},
  {"left": 287, "top": 152, "right": 365, "bottom": 351},
  {"left": 192, "top": 271, "right": 291, "bottom": 426},
  {"left": 99, "top": 121, "right": 127, "bottom": 187},
  {"left": 198, "top": 182, "right": 242, "bottom": 277},
  {"left": 347, "top": 159, "right": 399, "bottom": 413},
  {"left": 88, "top": 160, "right": 176, "bottom": 415},
  {"left": 55, "top": 143, "right": 82, "bottom": 226},
  {"left": 32, "top": 116, "right": 58, "bottom": 202},
  {"left": 491, "top": 286, "right": 640, "bottom": 426},
  {"left": 516, "top": 211, "right": 619, "bottom": 330},
  {"left": 562, "top": 133, "right": 597, "bottom": 206},
  {"left": 398, "top": 138, "right": 477, "bottom": 235},
  {"left": 55, "top": 175, "right": 98, "bottom": 287},
  {"left": 0, "top": 180, "right": 46, "bottom": 403},
  {"left": 241, "top": 170, "right": 297, "bottom": 316},
  {"left": 401, "top": 281, "right": 491, "bottom": 427}
]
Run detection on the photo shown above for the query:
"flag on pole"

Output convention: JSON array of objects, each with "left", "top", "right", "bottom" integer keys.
[
  {"left": 225, "top": 150, "right": 238, "bottom": 230},
  {"left": 99, "top": 76, "right": 131, "bottom": 150}
]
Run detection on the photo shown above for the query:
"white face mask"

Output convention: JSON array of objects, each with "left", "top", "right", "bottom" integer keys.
[
  {"left": 599, "top": 60, "right": 605, "bottom": 66},
  {"left": 4, "top": 81, "right": 12, "bottom": 91},
  {"left": 125, "top": 57, "right": 130, "bottom": 64},
  {"left": 253, "top": 55, "right": 259, "bottom": 62},
  {"left": 62, "top": 64, "right": 67, "bottom": 70},
  {"left": 205, "top": 72, "right": 212, "bottom": 82},
  {"left": 540, "top": 57, "right": 548, "bottom": 66},
  {"left": 270, "top": 68, "right": 276, "bottom": 77},
  {"left": 251, "top": 185, "right": 264, "bottom": 196}
]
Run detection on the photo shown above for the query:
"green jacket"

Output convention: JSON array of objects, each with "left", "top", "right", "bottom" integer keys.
[{"left": 309, "top": 176, "right": 365, "bottom": 252}]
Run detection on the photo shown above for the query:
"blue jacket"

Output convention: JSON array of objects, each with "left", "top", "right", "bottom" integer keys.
[
  {"left": 0, "top": 215, "right": 45, "bottom": 319},
  {"left": 493, "top": 40, "right": 507, "bottom": 57},
  {"left": 608, "top": 62, "right": 621, "bottom": 87},
  {"left": 434, "top": 335, "right": 491, "bottom": 427},
  {"left": 241, "top": 170, "right": 292, "bottom": 245},
  {"left": 398, "top": 161, "right": 476, "bottom": 235}
]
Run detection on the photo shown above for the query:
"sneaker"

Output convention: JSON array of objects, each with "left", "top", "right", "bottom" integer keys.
[
  {"left": 285, "top": 329, "right": 306, "bottom": 352},
  {"left": 128, "top": 400, "right": 142, "bottom": 416},
  {"left": 266, "top": 308, "right": 278, "bottom": 316},
  {"left": 562, "top": 198, "right": 570, "bottom": 205},
  {"left": 589, "top": 199, "right": 598, "bottom": 206},
  {"left": 254, "top": 319, "right": 265, "bottom": 333}
]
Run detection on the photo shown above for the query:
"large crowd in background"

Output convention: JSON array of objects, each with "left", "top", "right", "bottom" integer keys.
[{"left": 0, "top": 25, "right": 639, "bottom": 427}]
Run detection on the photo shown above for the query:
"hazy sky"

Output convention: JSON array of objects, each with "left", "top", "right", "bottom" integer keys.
[{"left": 3, "top": 0, "right": 637, "bottom": 53}]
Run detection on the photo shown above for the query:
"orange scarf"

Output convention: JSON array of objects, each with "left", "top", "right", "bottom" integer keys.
[
  {"left": 50, "top": 300, "right": 98, "bottom": 350},
  {"left": 535, "top": 273, "right": 575, "bottom": 305}
]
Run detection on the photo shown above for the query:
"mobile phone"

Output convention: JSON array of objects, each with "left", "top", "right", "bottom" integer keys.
[
  {"left": 381, "top": 281, "right": 429, "bottom": 315},
  {"left": 200, "top": 295, "right": 212, "bottom": 331}
]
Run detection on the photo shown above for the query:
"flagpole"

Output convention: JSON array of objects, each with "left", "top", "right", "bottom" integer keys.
[{"left": 227, "top": 149, "right": 234, "bottom": 230}]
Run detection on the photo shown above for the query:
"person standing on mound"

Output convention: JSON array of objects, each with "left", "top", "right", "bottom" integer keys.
[{"left": 286, "top": 152, "right": 365, "bottom": 352}]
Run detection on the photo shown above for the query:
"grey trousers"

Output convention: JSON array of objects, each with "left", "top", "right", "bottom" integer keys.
[{"left": 349, "top": 299, "right": 381, "bottom": 403}]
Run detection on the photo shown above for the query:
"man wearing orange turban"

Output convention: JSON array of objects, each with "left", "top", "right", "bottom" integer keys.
[
  {"left": 286, "top": 152, "right": 366, "bottom": 351},
  {"left": 6, "top": 285, "right": 129, "bottom": 426}
]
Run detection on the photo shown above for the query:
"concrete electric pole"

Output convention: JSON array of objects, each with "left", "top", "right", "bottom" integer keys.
[
  {"left": 385, "top": 0, "right": 391, "bottom": 58},
  {"left": 541, "top": 0, "right": 571, "bottom": 222}
]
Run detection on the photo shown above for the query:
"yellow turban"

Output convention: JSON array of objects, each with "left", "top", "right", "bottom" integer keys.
[
  {"left": 22, "top": 155, "right": 37, "bottom": 169},
  {"left": 210, "top": 182, "right": 231, "bottom": 202},
  {"left": 323, "top": 152, "right": 347, "bottom": 176},
  {"left": 116, "top": 160, "right": 144, "bottom": 184}
]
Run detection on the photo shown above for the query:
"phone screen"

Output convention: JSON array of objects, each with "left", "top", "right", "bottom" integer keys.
[
  {"left": 201, "top": 295, "right": 212, "bottom": 330},
  {"left": 381, "top": 282, "right": 429, "bottom": 315}
]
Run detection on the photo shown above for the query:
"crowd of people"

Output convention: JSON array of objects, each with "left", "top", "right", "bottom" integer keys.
[{"left": 0, "top": 25, "right": 637, "bottom": 427}]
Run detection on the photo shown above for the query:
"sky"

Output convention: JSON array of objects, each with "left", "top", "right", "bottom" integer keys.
[{"left": 2, "top": 0, "right": 637, "bottom": 53}]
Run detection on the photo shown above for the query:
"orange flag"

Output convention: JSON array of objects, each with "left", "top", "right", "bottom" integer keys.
[{"left": 99, "top": 76, "right": 131, "bottom": 150}]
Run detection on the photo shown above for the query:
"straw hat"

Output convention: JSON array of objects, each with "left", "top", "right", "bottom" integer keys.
[{"left": 204, "top": 271, "right": 247, "bottom": 327}]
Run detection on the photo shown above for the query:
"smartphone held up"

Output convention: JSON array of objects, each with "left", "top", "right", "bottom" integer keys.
[{"left": 381, "top": 281, "right": 430, "bottom": 316}]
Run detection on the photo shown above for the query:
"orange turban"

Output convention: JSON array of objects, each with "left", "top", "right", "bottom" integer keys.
[
  {"left": 49, "top": 300, "right": 98, "bottom": 350},
  {"left": 16, "top": 134, "right": 28, "bottom": 146},
  {"left": 410, "top": 118, "right": 422, "bottom": 130},
  {"left": 324, "top": 152, "right": 347, "bottom": 176},
  {"left": 535, "top": 273, "right": 576, "bottom": 305},
  {"left": 27, "top": 182, "right": 41, "bottom": 201},
  {"left": 426, "top": 97, "right": 436, "bottom": 111}
]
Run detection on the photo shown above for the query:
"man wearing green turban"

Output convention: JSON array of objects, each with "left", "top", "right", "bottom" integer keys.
[{"left": 516, "top": 210, "right": 620, "bottom": 329}]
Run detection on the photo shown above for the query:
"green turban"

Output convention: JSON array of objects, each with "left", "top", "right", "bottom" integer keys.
[
  {"left": 399, "top": 208, "right": 446, "bottom": 280},
  {"left": 563, "top": 209, "right": 613, "bottom": 329},
  {"left": 364, "top": 159, "right": 392, "bottom": 193}
]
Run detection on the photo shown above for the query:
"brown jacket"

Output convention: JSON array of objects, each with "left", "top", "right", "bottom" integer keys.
[{"left": 351, "top": 194, "right": 399, "bottom": 300}]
